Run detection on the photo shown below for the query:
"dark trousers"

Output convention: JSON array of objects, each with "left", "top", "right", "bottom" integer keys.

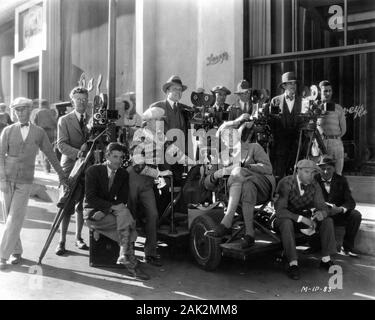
[
  {"left": 333, "top": 210, "right": 362, "bottom": 251},
  {"left": 274, "top": 217, "right": 337, "bottom": 263}
]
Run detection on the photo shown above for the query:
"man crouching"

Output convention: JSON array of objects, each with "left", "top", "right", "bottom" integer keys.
[
  {"left": 83, "top": 142, "right": 149, "bottom": 280},
  {"left": 274, "top": 159, "right": 337, "bottom": 280}
]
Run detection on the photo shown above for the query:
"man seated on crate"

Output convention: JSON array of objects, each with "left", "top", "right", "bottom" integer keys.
[
  {"left": 83, "top": 142, "right": 149, "bottom": 280},
  {"left": 274, "top": 159, "right": 337, "bottom": 280},
  {"left": 204, "top": 115, "right": 276, "bottom": 248}
]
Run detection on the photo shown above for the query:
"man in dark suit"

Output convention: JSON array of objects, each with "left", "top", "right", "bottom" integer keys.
[
  {"left": 84, "top": 143, "right": 149, "bottom": 280},
  {"left": 268, "top": 72, "right": 303, "bottom": 180},
  {"left": 55, "top": 86, "right": 91, "bottom": 255},
  {"left": 274, "top": 159, "right": 337, "bottom": 280},
  {"left": 316, "top": 155, "right": 362, "bottom": 257}
]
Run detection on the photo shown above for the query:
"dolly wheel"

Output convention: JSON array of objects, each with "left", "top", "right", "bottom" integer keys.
[{"left": 190, "top": 214, "right": 222, "bottom": 271}]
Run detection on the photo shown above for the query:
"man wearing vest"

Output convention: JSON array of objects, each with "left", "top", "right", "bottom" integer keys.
[
  {"left": 274, "top": 159, "right": 337, "bottom": 280},
  {"left": 268, "top": 72, "right": 304, "bottom": 180},
  {"left": 0, "top": 97, "right": 67, "bottom": 270}
]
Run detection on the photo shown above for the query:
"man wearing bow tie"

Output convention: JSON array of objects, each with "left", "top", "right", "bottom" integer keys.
[
  {"left": 55, "top": 86, "right": 91, "bottom": 255},
  {"left": 274, "top": 159, "right": 337, "bottom": 280},
  {"left": 84, "top": 143, "right": 149, "bottom": 280},
  {"left": 316, "top": 156, "right": 361, "bottom": 257},
  {"left": 0, "top": 98, "right": 67, "bottom": 270},
  {"left": 268, "top": 72, "right": 304, "bottom": 180}
]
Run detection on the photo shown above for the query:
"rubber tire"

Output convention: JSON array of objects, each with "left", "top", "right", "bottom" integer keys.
[{"left": 189, "top": 212, "right": 224, "bottom": 271}]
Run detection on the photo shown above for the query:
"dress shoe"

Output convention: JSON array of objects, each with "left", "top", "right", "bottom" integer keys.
[
  {"left": 55, "top": 242, "right": 67, "bottom": 256},
  {"left": 342, "top": 247, "right": 360, "bottom": 258},
  {"left": 287, "top": 265, "right": 300, "bottom": 280},
  {"left": 240, "top": 235, "right": 255, "bottom": 249},
  {"left": 145, "top": 255, "right": 163, "bottom": 267},
  {"left": 319, "top": 260, "right": 335, "bottom": 271},
  {"left": 10, "top": 254, "right": 22, "bottom": 265},
  {"left": 0, "top": 258, "right": 7, "bottom": 270},
  {"left": 204, "top": 224, "right": 231, "bottom": 238},
  {"left": 75, "top": 239, "right": 89, "bottom": 250}
]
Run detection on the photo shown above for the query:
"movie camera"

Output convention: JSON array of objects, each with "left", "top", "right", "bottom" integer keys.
[{"left": 187, "top": 89, "right": 218, "bottom": 130}]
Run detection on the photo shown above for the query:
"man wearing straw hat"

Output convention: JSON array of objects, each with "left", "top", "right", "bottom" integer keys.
[
  {"left": 228, "top": 80, "right": 254, "bottom": 121},
  {"left": 0, "top": 97, "right": 67, "bottom": 270}
]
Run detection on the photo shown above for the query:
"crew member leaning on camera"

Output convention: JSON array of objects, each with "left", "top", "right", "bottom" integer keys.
[
  {"left": 268, "top": 72, "right": 304, "bottom": 180},
  {"left": 317, "top": 80, "right": 346, "bottom": 175},
  {"left": 55, "top": 86, "right": 91, "bottom": 256},
  {"left": 227, "top": 80, "right": 254, "bottom": 120}
]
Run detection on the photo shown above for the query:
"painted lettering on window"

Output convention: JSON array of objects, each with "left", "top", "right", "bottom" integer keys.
[
  {"left": 343, "top": 105, "right": 367, "bottom": 119},
  {"left": 328, "top": 5, "right": 344, "bottom": 30},
  {"left": 206, "top": 52, "right": 229, "bottom": 66}
]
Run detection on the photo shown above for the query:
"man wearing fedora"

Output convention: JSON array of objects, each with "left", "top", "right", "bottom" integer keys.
[
  {"left": 209, "top": 85, "right": 231, "bottom": 125},
  {"left": 317, "top": 80, "right": 346, "bottom": 175},
  {"left": 316, "top": 155, "right": 361, "bottom": 257},
  {"left": 274, "top": 159, "right": 337, "bottom": 280},
  {"left": 228, "top": 80, "right": 255, "bottom": 121},
  {"left": 0, "top": 97, "right": 67, "bottom": 270},
  {"left": 268, "top": 72, "right": 304, "bottom": 180}
]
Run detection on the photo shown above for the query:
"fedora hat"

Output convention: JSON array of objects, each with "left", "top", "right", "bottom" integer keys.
[
  {"left": 9, "top": 97, "right": 33, "bottom": 109},
  {"left": 279, "top": 72, "right": 298, "bottom": 89},
  {"left": 317, "top": 155, "right": 336, "bottom": 167},
  {"left": 234, "top": 80, "right": 251, "bottom": 94},
  {"left": 211, "top": 85, "right": 231, "bottom": 95},
  {"left": 162, "top": 75, "right": 188, "bottom": 94}
]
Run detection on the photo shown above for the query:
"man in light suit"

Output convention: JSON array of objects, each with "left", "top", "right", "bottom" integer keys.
[
  {"left": 227, "top": 80, "right": 253, "bottom": 121},
  {"left": 55, "top": 86, "right": 91, "bottom": 255},
  {"left": 268, "top": 72, "right": 304, "bottom": 180},
  {"left": 0, "top": 98, "right": 67, "bottom": 270}
]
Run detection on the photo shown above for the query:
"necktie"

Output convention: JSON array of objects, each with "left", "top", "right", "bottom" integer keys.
[
  {"left": 108, "top": 170, "right": 116, "bottom": 191},
  {"left": 79, "top": 114, "right": 85, "bottom": 130},
  {"left": 20, "top": 122, "right": 29, "bottom": 127},
  {"left": 286, "top": 95, "right": 295, "bottom": 101}
]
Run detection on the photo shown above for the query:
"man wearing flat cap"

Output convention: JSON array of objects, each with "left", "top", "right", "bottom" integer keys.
[
  {"left": 268, "top": 72, "right": 304, "bottom": 180},
  {"left": 209, "top": 85, "right": 231, "bottom": 126},
  {"left": 30, "top": 99, "right": 57, "bottom": 173},
  {"left": 274, "top": 159, "right": 337, "bottom": 280},
  {"left": 315, "top": 155, "right": 361, "bottom": 257},
  {"left": 0, "top": 97, "right": 67, "bottom": 270}
]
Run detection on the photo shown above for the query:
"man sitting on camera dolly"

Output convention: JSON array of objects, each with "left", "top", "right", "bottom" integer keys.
[{"left": 204, "top": 118, "right": 276, "bottom": 248}]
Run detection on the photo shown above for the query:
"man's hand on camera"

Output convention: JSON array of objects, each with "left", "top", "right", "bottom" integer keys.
[{"left": 92, "top": 211, "right": 105, "bottom": 221}]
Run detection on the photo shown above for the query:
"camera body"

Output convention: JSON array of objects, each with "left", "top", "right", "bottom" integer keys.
[{"left": 92, "top": 93, "right": 120, "bottom": 128}]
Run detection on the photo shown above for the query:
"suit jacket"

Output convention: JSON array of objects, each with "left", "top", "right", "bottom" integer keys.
[
  {"left": 149, "top": 100, "right": 188, "bottom": 135},
  {"left": 83, "top": 164, "right": 129, "bottom": 218},
  {"left": 0, "top": 122, "right": 64, "bottom": 184},
  {"left": 57, "top": 111, "right": 90, "bottom": 174},
  {"left": 275, "top": 175, "right": 328, "bottom": 221},
  {"left": 269, "top": 94, "right": 303, "bottom": 132},
  {"left": 317, "top": 173, "right": 356, "bottom": 213}
]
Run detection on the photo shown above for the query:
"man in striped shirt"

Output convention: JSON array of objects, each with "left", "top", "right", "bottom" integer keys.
[{"left": 318, "top": 80, "right": 346, "bottom": 175}]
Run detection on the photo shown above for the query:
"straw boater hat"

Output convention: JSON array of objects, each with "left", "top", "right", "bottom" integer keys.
[
  {"left": 211, "top": 85, "right": 231, "bottom": 95},
  {"left": 234, "top": 80, "right": 251, "bottom": 94},
  {"left": 162, "top": 75, "right": 188, "bottom": 94},
  {"left": 9, "top": 97, "right": 33, "bottom": 109},
  {"left": 279, "top": 72, "right": 298, "bottom": 89}
]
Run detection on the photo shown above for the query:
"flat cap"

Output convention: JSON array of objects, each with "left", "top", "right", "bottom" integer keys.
[
  {"left": 296, "top": 159, "right": 321, "bottom": 171},
  {"left": 10, "top": 97, "right": 33, "bottom": 109}
]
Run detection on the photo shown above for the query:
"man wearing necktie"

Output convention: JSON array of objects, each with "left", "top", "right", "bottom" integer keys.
[
  {"left": 274, "top": 159, "right": 337, "bottom": 280},
  {"left": 56, "top": 86, "right": 91, "bottom": 255},
  {"left": 268, "top": 72, "right": 304, "bottom": 180},
  {"left": 0, "top": 97, "right": 67, "bottom": 270},
  {"left": 227, "top": 80, "right": 253, "bottom": 121},
  {"left": 316, "top": 155, "right": 361, "bottom": 257},
  {"left": 84, "top": 143, "right": 149, "bottom": 280}
]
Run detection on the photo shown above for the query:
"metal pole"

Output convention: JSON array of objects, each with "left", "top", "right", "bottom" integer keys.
[{"left": 107, "top": 0, "right": 117, "bottom": 141}]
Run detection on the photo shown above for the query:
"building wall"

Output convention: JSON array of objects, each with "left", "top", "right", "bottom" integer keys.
[{"left": 0, "top": 22, "right": 14, "bottom": 105}]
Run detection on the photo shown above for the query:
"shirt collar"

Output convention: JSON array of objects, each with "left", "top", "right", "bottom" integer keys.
[
  {"left": 167, "top": 98, "right": 177, "bottom": 108},
  {"left": 296, "top": 175, "right": 309, "bottom": 192},
  {"left": 74, "top": 110, "right": 86, "bottom": 121},
  {"left": 106, "top": 164, "right": 117, "bottom": 177}
]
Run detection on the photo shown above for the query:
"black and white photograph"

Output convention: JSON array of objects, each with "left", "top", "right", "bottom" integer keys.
[{"left": 0, "top": 0, "right": 374, "bottom": 303}]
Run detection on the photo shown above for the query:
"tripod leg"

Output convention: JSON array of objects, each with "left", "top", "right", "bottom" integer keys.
[
  {"left": 293, "top": 129, "right": 304, "bottom": 176},
  {"left": 314, "top": 129, "right": 327, "bottom": 155}
]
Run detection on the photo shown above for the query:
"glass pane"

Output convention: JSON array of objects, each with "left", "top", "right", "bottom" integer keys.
[
  {"left": 297, "top": 0, "right": 345, "bottom": 51},
  {"left": 347, "top": 0, "right": 375, "bottom": 45}
]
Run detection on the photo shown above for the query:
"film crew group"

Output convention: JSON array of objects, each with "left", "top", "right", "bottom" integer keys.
[
  {"left": 55, "top": 86, "right": 91, "bottom": 255},
  {"left": 0, "top": 98, "right": 68, "bottom": 270},
  {"left": 84, "top": 143, "right": 149, "bottom": 280}
]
